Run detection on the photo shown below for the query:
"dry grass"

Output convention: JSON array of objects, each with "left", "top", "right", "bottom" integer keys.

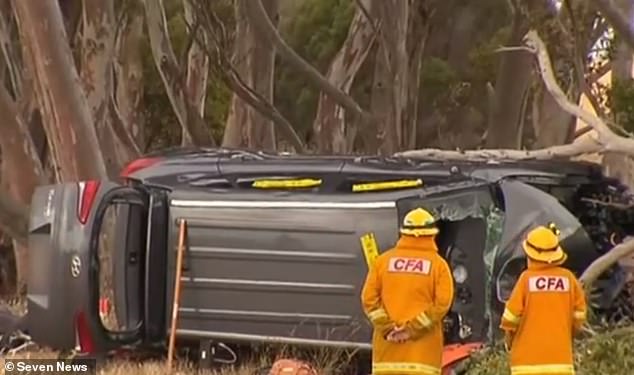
[
  {"left": 1, "top": 344, "right": 361, "bottom": 375},
  {"left": 1, "top": 349, "right": 265, "bottom": 375}
]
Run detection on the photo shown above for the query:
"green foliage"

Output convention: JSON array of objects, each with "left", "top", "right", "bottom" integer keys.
[
  {"left": 609, "top": 79, "right": 634, "bottom": 133},
  {"left": 141, "top": 0, "right": 232, "bottom": 151},
  {"left": 462, "top": 325, "right": 634, "bottom": 375},
  {"left": 274, "top": 0, "right": 355, "bottom": 136}
]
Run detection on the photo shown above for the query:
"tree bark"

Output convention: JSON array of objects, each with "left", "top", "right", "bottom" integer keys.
[
  {"left": 532, "top": 81, "right": 578, "bottom": 148},
  {"left": 485, "top": 11, "right": 533, "bottom": 149},
  {"left": 312, "top": 0, "right": 376, "bottom": 154},
  {"left": 183, "top": 0, "right": 210, "bottom": 146},
  {"left": 0, "top": 81, "right": 45, "bottom": 295},
  {"left": 143, "top": 0, "right": 215, "bottom": 147},
  {"left": 80, "top": 0, "right": 127, "bottom": 179},
  {"left": 13, "top": 0, "right": 108, "bottom": 181},
  {"left": 113, "top": 6, "right": 145, "bottom": 151},
  {"left": 602, "top": 0, "right": 634, "bottom": 188},
  {"left": 223, "top": 0, "right": 277, "bottom": 151},
  {"left": 243, "top": 0, "right": 373, "bottom": 130},
  {"left": 370, "top": 0, "right": 410, "bottom": 155}
]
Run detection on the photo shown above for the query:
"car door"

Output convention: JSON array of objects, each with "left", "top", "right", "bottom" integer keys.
[
  {"left": 394, "top": 180, "right": 501, "bottom": 344},
  {"left": 27, "top": 180, "right": 148, "bottom": 353}
]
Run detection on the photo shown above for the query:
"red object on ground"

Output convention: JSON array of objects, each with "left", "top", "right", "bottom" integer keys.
[{"left": 441, "top": 342, "right": 485, "bottom": 374}]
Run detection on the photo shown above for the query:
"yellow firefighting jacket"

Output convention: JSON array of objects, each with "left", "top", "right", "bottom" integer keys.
[
  {"left": 500, "top": 259, "right": 587, "bottom": 375},
  {"left": 361, "top": 235, "right": 454, "bottom": 375}
]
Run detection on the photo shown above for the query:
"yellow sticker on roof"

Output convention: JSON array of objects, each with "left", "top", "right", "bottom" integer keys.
[
  {"left": 252, "top": 178, "right": 322, "bottom": 189},
  {"left": 352, "top": 179, "right": 423, "bottom": 192}
]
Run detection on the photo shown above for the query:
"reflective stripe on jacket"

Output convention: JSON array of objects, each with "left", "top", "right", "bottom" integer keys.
[
  {"left": 500, "top": 260, "right": 587, "bottom": 375},
  {"left": 361, "top": 235, "right": 454, "bottom": 375}
]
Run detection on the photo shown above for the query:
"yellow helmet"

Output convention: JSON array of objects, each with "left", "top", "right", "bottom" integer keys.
[
  {"left": 399, "top": 208, "right": 438, "bottom": 237},
  {"left": 522, "top": 224, "right": 567, "bottom": 264}
]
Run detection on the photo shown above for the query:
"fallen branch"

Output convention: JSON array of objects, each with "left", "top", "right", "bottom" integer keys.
[
  {"left": 397, "top": 29, "right": 634, "bottom": 161},
  {"left": 580, "top": 237, "right": 634, "bottom": 289},
  {"left": 395, "top": 136, "right": 601, "bottom": 161}
]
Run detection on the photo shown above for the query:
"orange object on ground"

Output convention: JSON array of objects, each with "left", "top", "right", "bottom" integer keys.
[
  {"left": 268, "top": 359, "right": 319, "bottom": 375},
  {"left": 441, "top": 342, "right": 485, "bottom": 371},
  {"left": 500, "top": 225, "right": 587, "bottom": 375},
  {"left": 361, "top": 234, "right": 455, "bottom": 375}
]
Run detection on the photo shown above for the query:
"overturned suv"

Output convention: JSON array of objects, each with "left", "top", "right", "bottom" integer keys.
[{"left": 23, "top": 148, "right": 634, "bottom": 370}]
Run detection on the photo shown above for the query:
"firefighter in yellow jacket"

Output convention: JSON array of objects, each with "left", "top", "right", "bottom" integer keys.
[
  {"left": 361, "top": 207, "right": 454, "bottom": 375},
  {"left": 500, "top": 223, "right": 587, "bottom": 375}
]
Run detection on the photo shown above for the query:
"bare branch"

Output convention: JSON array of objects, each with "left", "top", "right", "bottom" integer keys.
[
  {"left": 397, "top": 29, "right": 634, "bottom": 161},
  {"left": 580, "top": 237, "right": 634, "bottom": 288},
  {"left": 188, "top": 0, "right": 305, "bottom": 152},
  {"left": 142, "top": 0, "right": 216, "bottom": 147},
  {"left": 243, "top": 0, "right": 374, "bottom": 125},
  {"left": 395, "top": 137, "right": 601, "bottom": 161},
  {"left": 494, "top": 46, "right": 535, "bottom": 53}
]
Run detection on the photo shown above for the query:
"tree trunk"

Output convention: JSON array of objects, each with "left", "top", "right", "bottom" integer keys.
[
  {"left": 223, "top": 0, "right": 277, "bottom": 151},
  {"left": 312, "top": 0, "right": 375, "bottom": 154},
  {"left": 532, "top": 81, "right": 578, "bottom": 148},
  {"left": 485, "top": 11, "right": 533, "bottom": 149},
  {"left": 0, "top": 83, "right": 45, "bottom": 295},
  {"left": 143, "top": 0, "right": 215, "bottom": 147},
  {"left": 403, "top": 0, "right": 429, "bottom": 150},
  {"left": 80, "top": 0, "right": 128, "bottom": 179},
  {"left": 603, "top": 0, "right": 634, "bottom": 188},
  {"left": 183, "top": 0, "right": 210, "bottom": 146},
  {"left": 370, "top": 0, "right": 409, "bottom": 155},
  {"left": 13, "top": 0, "right": 108, "bottom": 181},
  {"left": 113, "top": 6, "right": 145, "bottom": 151}
]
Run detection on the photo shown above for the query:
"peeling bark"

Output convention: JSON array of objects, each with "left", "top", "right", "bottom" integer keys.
[
  {"left": 183, "top": 0, "right": 210, "bottom": 146},
  {"left": 113, "top": 6, "right": 145, "bottom": 150},
  {"left": 143, "top": 0, "right": 215, "bottom": 147},
  {"left": 80, "top": 0, "right": 127, "bottom": 179},
  {"left": 222, "top": 0, "right": 250, "bottom": 149},
  {"left": 13, "top": 0, "right": 108, "bottom": 181},
  {"left": 312, "top": 0, "right": 375, "bottom": 154},
  {"left": 223, "top": 0, "right": 278, "bottom": 150}
]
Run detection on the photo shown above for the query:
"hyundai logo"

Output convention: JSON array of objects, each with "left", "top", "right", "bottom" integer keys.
[{"left": 71, "top": 256, "right": 81, "bottom": 278}]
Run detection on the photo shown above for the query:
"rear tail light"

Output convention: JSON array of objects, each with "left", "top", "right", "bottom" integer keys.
[
  {"left": 74, "top": 310, "right": 95, "bottom": 354},
  {"left": 120, "top": 157, "right": 161, "bottom": 179},
  {"left": 77, "top": 181, "right": 100, "bottom": 224}
]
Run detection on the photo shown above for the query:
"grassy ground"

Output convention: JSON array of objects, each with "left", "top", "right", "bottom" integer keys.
[
  {"left": 462, "top": 323, "right": 634, "bottom": 375},
  {"left": 3, "top": 324, "right": 634, "bottom": 375}
]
